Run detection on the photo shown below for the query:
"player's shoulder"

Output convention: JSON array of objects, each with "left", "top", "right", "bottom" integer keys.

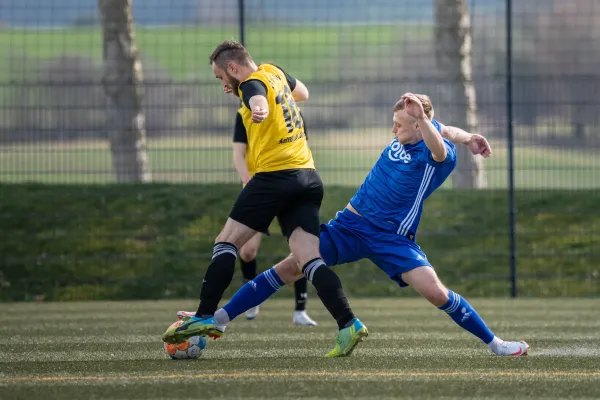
[
  {"left": 244, "top": 64, "right": 283, "bottom": 93},
  {"left": 431, "top": 118, "right": 443, "bottom": 133},
  {"left": 259, "top": 63, "right": 281, "bottom": 73},
  {"left": 258, "top": 63, "right": 289, "bottom": 82}
]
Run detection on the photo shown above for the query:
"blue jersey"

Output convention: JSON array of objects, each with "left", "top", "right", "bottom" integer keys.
[{"left": 349, "top": 119, "right": 457, "bottom": 238}]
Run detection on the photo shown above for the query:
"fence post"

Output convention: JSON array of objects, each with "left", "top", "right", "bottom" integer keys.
[
  {"left": 238, "top": 0, "right": 245, "bottom": 45},
  {"left": 506, "top": 0, "right": 517, "bottom": 298}
]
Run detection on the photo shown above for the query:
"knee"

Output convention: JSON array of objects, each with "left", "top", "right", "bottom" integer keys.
[
  {"left": 288, "top": 228, "right": 320, "bottom": 267},
  {"left": 274, "top": 256, "right": 303, "bottom": 284},
  {"left": 215, "top": 231, "right": 234, "bottom": 246},
  {"left": 239, "top": 245, "right": 258, "bottom": 262},
  {"left": 422, "top": 286, "right": 450, "bottom": 307},
  {"left": 215, "top": 231, "right": 244, "bottom": 250}
]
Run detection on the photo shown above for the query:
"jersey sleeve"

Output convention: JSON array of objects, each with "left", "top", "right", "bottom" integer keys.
[
  {"left": 239, "top": 79, "right": 268, "bottom": 109},
  {"left": 232, "top": 111, "right": 247, "bottom": 143},
  {"left": 425, "top": 140, "right": 457, "bottom": 167},
  {"left": 272, "top": 64, "right": 297, "bottom": 91},
  {"left": 431, "top": 119, "right": 442, "bottom": 134},
  {"left": 424, "top": 119, "right": 456, "bottom": 167}
]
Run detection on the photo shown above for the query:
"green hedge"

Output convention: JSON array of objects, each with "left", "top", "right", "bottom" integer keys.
[{"left": 1, "top": 184, "right": 599, "bottom": 301}]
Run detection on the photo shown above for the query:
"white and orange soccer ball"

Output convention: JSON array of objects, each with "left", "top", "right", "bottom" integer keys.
[{"left": 163, "top": 320, "right": 207, "bottom": 360}]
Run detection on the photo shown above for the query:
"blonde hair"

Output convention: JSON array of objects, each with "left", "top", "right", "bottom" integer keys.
[{"left": 393, "top": 94, "right": 434, "bottom": 120}]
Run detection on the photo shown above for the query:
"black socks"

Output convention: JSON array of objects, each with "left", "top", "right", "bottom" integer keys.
[
  {"left": 196, "top": 242, "right": 238, "bottom": 317},
  {"left": 302, "top": 258, "right": 355, "bottom": 329}
]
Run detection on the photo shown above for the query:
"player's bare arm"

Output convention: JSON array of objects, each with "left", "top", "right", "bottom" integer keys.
[
  {"left": 292, "top": 79, "right": 309, "bottom": 102},
  {"left": 440, "top": 124, "right": 492, "bottom": 158},
  {"left": 249, "top": 95, "right": 269, "bottom": 123},
  {"left": 402, "top": 93, "right": 447, "bottom": 162},
  {"left": 232, "top": 143, "right": 251, "bottom": 185}
]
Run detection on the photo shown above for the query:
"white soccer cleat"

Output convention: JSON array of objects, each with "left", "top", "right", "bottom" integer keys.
[
  {"left": 491, "top": 340, "right": 529, "bottom": 356},
  {"left": 293, "top": 311, "right": 317, "bottom": 326},
  {"left": 176, "top": 311, "right": 195, "bottom": 320},
  {"left": 246, "top": 306, "right": 260, "bottom": 320}
]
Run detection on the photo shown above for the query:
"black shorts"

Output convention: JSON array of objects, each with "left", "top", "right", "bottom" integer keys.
[{"left": 230, "top": 169, "right": 324, "bottom": 238}]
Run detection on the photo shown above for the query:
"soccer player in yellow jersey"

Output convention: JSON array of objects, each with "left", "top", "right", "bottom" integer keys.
[
  {"left": 163, "top": 40, "right": 367, "bottom": 357},
  {"left": 232, "top": 109, "right": 317, "bottom": 326}
]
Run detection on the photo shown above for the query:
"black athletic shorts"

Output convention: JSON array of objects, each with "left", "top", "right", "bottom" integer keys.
[{"left": 229, "top": 169, "right": 324, "bottom": 238}]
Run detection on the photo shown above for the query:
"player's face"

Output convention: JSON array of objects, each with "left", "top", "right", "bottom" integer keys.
[
  {"left": 212, "top": 62, "right": 241, "bottom": 97},
  {"left": 392, "top": 110, "right": 419, "bottom": 144}
]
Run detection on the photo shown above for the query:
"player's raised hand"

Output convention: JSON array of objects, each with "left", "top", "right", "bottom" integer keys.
[
  {"left": 401, "top": 93, "right": 426, "bottom": 120},
  {"left": 223, "top": 85, "right": 234, "bottom": 95},
  {"left": 252, "top": 106, "right": 269, "bottom": 123},
  {"left": 467, "top": 133, "right": 492, "bottom": 158}
]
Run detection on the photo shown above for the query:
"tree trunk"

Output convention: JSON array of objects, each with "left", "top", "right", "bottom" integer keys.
[
  {"left": 98, "top": 0, "right": 151, "bottom": 182},
  {"left": 434, "top": 0, "right": 486, "bottom": 188}
]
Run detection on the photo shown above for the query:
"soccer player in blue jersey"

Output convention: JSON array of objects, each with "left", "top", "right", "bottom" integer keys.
[{"left": 183, "top": 93, "right": 528, "bottom": 357}]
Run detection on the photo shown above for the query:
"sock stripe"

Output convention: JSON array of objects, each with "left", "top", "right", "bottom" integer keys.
[
  {"left": 214, "top": 243, "right": 235, "bottom": 251},
  {"left": 212, "top": 243, "right": 237, "bottom": 260},
  {"left": 445, "top": 293, "right": 462, "bottom": 314},
  {"left": 446, "top": 295, "right": 458, "bottom": 313},
  {"left": 439, "top": 291, "right": 461, "bottom": 314},
  {"left": 438, "top": 290, "right": 496, "bottom": 344},
  {"left": 263, "top": 269, "right": 281, "bottom": 290},
  {"left": 303, "top": 259, "right": 325, "bottom": 282},
  {"left": 212, "top": 249, "right": 237, "bottom": 260}
]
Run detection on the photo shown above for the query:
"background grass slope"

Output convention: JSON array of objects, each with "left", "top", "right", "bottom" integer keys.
[{"left": 1, "top": 184, "right": 599, "bottom": 301}]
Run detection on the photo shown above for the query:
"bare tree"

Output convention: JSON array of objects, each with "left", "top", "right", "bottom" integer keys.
[
  {"left": 98, "top": 0, "right": 151, "bottom": 182},
  {"left": 435, "top": 0, "right": 486, "bottom": 188}
]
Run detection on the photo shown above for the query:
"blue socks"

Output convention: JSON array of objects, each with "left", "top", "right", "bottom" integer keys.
[
  {"left": 438, "top": 290, "right": 495, "bottom": 344},
  {"left": 222, "top": 267, "right": 284, "bottom": 321}
]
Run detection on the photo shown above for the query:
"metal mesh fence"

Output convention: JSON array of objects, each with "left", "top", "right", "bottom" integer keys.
[{"left": 0, "top": 0, "right": 599, "bottom": 299}]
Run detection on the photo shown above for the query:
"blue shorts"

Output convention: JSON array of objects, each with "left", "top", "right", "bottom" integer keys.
[{"left": 319, "top": 208, "right": 431, "bottom": 287}]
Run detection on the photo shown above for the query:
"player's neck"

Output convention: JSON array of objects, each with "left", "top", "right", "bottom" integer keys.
[
  {"left": 402, "top": 133, "right": 422, "bottom": 145},
  {"left": 238, "top": 63, "right": 259, "bottom": 82}
]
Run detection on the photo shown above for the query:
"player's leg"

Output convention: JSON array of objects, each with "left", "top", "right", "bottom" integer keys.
[
  {"left": 163, "top": 175, "right": 280, "bottom": 344},
  {"left": 292, "top": 277, "right": 317, "bottom": 326},
  {"left": 213, "top": 254, "right": 300, "bottom": 328},
  {"left": 239, "top": 232, "right": 263, "bottom": 320},
  {"left": 263, "top": 218, "right": 316, "bottom": 326},
  {"left": 210, "top": 223, "right": 349, "bottom": 327},
  {"left": 239, "top": 233, "right": 261, "bottom": 281},
  {"left": 282, "top": 177, "right": 368, "bottom": 356},
  {"left": 288, "top": 226, "right": 360, "bottom": 332},
  {"left": 212, "top": 204, "right": 368, "bottom": 356},
  {"left": 401, "top": 266, "right": 529, "bottom": 356}
]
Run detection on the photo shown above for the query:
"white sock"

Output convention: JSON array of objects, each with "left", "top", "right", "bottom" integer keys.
[
  {"left": 488, "top": 336, "right": 503, "bottom": 351},
  {"left": 213, "top": 308, "right": 230, "bottom": 328},
  {"left": 294, "top": 311, "right": 307, "bottom": 317}
]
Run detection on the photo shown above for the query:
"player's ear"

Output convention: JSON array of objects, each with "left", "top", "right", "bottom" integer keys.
[{"left": 227, "top": 61, "right": 236, "bottom": 74}]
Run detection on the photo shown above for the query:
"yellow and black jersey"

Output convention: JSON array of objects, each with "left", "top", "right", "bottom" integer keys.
[
  {"left": 233, "top": 109, "right": 309, "bottom": 178},
  {"left": 236, "top": 63, "right": 314, "bottom": 173}
]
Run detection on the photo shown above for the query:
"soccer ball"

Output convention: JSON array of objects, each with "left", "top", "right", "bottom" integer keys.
[{"left": 163, "top": 320, "right": 207, "bottom": 360}]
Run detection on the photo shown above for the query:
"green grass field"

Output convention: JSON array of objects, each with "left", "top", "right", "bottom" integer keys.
[
  {"left": 1, "top": 135, "right": 599, "bottom": 188},
  {"left": 1, "top": 299, "right": 600, "bottom": 399}
]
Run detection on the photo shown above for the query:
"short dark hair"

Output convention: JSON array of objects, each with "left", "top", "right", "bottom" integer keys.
[{"left": 209, "top": 40, "right": 253, "bottom": 69}]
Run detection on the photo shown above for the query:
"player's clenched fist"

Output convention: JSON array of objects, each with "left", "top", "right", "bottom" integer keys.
[
  {"left": 401, "top": 92, "right": 426, "bottom": 120},
  {"left": 467, "top": 133, "right": 492, "bottom": 158},
  {"left": 252, "top": 106, "right": 269, "bottom": 123}
]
